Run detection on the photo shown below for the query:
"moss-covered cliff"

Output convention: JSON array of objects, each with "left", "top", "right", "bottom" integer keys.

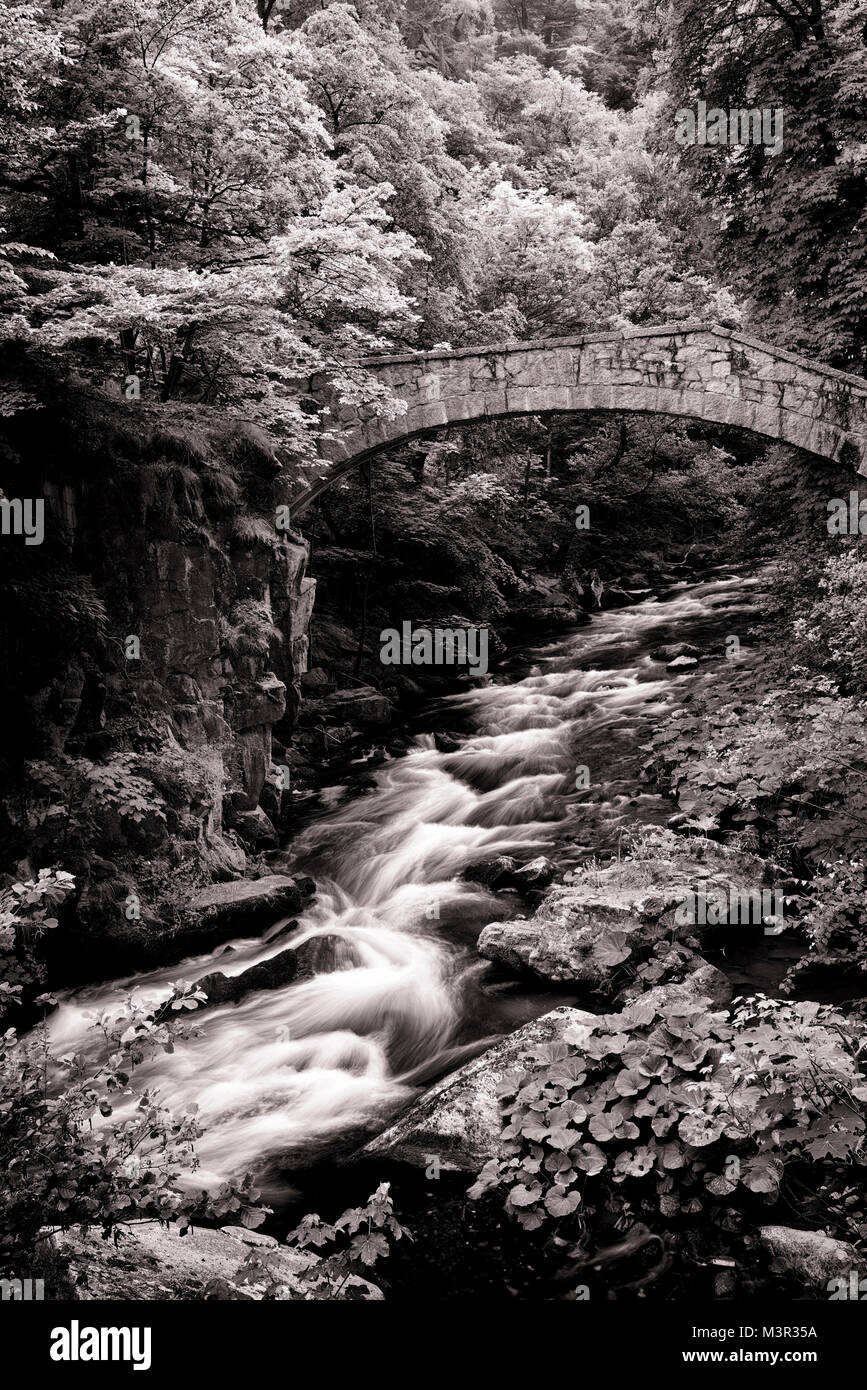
[{"left": 0, "top": 386, "right": 314, "bottom": 980}]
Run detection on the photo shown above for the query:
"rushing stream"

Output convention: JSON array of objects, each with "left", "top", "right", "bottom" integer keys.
[{"left": 50, "top": 567, "right": 768, "bottom": 1194}]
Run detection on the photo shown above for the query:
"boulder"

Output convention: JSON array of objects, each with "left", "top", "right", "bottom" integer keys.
[
  {"left": 478, "top": 889, "right": 641, "bottom": 986},
  {"left": 477, "top": 831, "right": 778, "bottom": 989},
  {"left": 193, "top": 946, "right": 300, "bottom": 1009},
  {"left": 464, "top": 855, "right": 556, "bottom": 891},
  {"left": 667, "top": 655, "right": 699, "bottom": 670},
  {"left": 758, "top": 1226, "right": 864, "bottom": 1294},
  {"left": 51, "top": 1221, "right": 382, "bottom": 1301},
  {"left": 616, "top": 963, "right": 732, "bottom": 1013},
  {"left": 190, "top": 932, "right": 361, "bottom": 1011},
  {"left": 362, "top": 1005, "right": 597, "bottom": 1171},
  {"left": 464, "top": 856, "right": 519, "bottom": 887},
  {"left": 190, "top": 874, "right": 307, "bottom": 935},
  {"left": 561, "top": 832, "right": 779, "bottom": 929},
  {"left": 263, "top": 918, "right": 298, "bottom": 945},
  {"left": 191, "top": 934, "right": 361, "bottom": 1011},
  {"left": 52, "top": 1223, "right": 257, "bottom": 1299},
  {"left": 510, "top": 856, "right": 557, "bottom": 889},
  {"left": 650, "top": 642, "right": 703, "bottom": 662},
  {"left": 300, "top": 667, "right": 331, "bottom": 694},
  {"left": 70, "top": 874, "right": 314, "bottom": 974},
  {"left": 293, "top": 932, "right": 362, "bottom": 980},
  {"left": 229, "top": 806, "right": 278, "bottom": 849},
  {"left": 477, "top": 918, "right": 541, "bottom": 974},
  {"left": 434, "top": 732, "right": 463, "bottom": 753},
  {"left": 323, "top": 686, "right": 392, "bottom": 726}
]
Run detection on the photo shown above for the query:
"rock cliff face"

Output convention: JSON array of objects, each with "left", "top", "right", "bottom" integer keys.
[{"left": 0, "top": 391, "right": 316, "bottom": 970}]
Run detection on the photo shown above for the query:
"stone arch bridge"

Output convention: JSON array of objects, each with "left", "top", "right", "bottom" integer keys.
[{"left": 291, "top": 323, "right": 867, "bottom": 518}]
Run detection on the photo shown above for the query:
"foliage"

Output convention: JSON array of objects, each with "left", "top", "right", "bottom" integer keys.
[
  {"left": 650, "top": 0, "right": 867, "bottom": 370},
  {"left": 228, "top": 1183, "right": 410, "bottom": 1300},
  {"left": 0, "top": 0, "right": 420, "bottom": 465},
  {"left": 0, "top": 877, "right": 262, "bottom": 1271},
  {"left": 21, "top": 755, "right": 169, "bottom": 862},
  {"left": 643, "top": 667, "right": 867, "bottom": 864},
  {"left": 791, "top": 552, "right": 867, "bottom": 695},
  {"left": 469, "top": 992, "right": 867, "bottom": 1259},
  {"left": 219, "top": 599, "right": 282, "bottom": 665},
  {"left": 0, "top": 868, "right": 76, "bottom": 1000},
  {"left": 782, "top": 856, "right": 867, "bottom": 992}
]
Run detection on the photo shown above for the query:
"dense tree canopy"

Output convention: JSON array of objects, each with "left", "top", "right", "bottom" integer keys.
[
  {"left": 647, "top": 0, "right": 867, "bottom": 370},
  {"left": 0, "top": 0, "right": 763, "bottom": 466}
]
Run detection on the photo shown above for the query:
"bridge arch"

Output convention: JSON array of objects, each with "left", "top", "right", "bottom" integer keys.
[{"left": 292, "top": 323, "right": 867, "bottom": 518}]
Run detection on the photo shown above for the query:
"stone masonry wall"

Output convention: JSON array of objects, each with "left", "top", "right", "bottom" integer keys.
[{"left": 293, "top": 323, "right": 867, "bottom": 516}]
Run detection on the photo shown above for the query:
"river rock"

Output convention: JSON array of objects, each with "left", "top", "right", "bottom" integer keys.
[
  {"left": 263, "top": 917, "right": 298, "bottom": 944},
  {"left": 510, "top": 856, "right": 557, "bottom": 889},
  {"left": 362, "top": 1005, "right": 597, "bottom": 1171},
  {"left": 667, "top": 654, "right": 699, "bottom": 669},
  {"left": 464, "top": 855, "right": 556, "bottom": 891},
  {"left": 478, "top": 889, "right": 642, "bottom": 986},
  {"left": 51, "top": 1221, "right": 382, "bottom": 1301},
  {"left": 193, "top": 946, "right": 300, "bottom": 1008},
  {"left": 229, "top": 805, "right": 279, "bottom": 849},
  {"left": 464, "top": 856, "right": 519, "bottom": 887},
  {"left": 650, "top": 642, "right": 703, "bottom": 662},
  {"left": 323, "top": 686, "right": 393, "bottom": 725},
  {"left": 758, "top": 1226, "right": 863, "bottom": 1293},
  {"left": 293, "top": 932, "right": 362, "bottom": 979},
  {"left": 190, "top": 874, "right": 309, "bottom": 935},
  {"left": 191, "top": 932, "right": 359, "bottom": 1009},
  {"left": 434, "top": 732, "right": 463, "bottom": 753}
]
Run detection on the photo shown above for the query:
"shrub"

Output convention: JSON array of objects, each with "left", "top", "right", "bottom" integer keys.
[
  {"left": 225, "top": 1184, "right": 410, "bottom": 1300},
  {"left": 21, "top": 755, "right": 168, "bottom": 860},
  {"left": 782, "top": 856, "right": 867, "bottom": 992}
]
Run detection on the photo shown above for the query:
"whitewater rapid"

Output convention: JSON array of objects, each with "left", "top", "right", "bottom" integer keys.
[{"left": 48, "top": 572, "right": 758, "bottom": 1189}]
